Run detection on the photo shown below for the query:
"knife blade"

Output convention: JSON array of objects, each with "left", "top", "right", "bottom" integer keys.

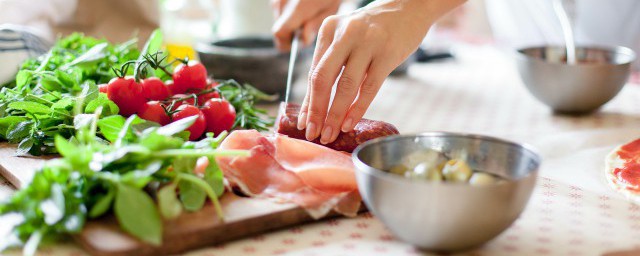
[{"left": 284, "top": 29, "right": 301, "bottom": 106}]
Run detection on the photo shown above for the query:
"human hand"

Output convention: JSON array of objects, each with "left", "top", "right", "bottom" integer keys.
[
  {"left": 271, "top": 0, "right": 342, "bottom": 51},
  {"left": 298, "top": 0, "right": 465, "bottom": 144}
]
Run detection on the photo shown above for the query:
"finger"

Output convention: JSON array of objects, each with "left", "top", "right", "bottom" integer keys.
[
  {"left": 319, "top": 50, "right": 371, "bottom": 144},
  {"left": 342, "top": 60, "right": 390, "bottom": 132},
  {"left": 270, "top": 0, "right": 285, "bottom": 18},
  {"left": 272, "top": 0, "right": 322, "bottom": 51},
  {"left": 301, "top": 6, "right": 339, "bottom": 46},
  {"left": 310, "top": 16, "right": 338, "bottom": 71},
  {"left": 306, "top": 42, "right": 351, "bottom": 141},
  {"left": 298, "top": 16, "right": 338, "bottom": 130},
  {"left": 297, "top": 87, "right": 310, "bottom": 130}
]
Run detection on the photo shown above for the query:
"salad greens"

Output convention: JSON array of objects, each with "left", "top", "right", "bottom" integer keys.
[
  {"left": 0, "top": 107, "right": 247, "bottom": 254},
  {"left": 0, "top": 33, "right": 139, "bottom": 155}
]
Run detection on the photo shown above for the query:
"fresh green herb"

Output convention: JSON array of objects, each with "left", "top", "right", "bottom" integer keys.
[
  {"left": 0, "top": 108, "right": 246, "bottom": 254},
  {"left": 216, "top": 80, "right": 278, "bottom": 131}
]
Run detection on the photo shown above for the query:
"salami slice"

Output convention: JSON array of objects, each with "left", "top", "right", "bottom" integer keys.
[{"left": 276, "top": 103, "right": 399, "bottom": 152}]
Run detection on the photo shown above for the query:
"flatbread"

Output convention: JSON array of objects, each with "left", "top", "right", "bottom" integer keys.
[{"left": 605, "top": 138, "right": 640, "bottom": 204}]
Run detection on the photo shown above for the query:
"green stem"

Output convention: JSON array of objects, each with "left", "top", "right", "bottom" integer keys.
[{"left": 152, "top": 149, "right": 249, "bottom": 158}]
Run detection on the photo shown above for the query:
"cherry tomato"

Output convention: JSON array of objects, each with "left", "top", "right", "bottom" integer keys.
[
  {"left": 168, "top": 94, "right": 196, "bottom": 111},
  {"left": 141, "top": 77, "right": 170, "bottom": 101},
  {"left": 172, "top": 60, "right": 207, "bottom": 94},
  {"left": 165, "top": 80, "right": 179, "bottom": 95},
  {"left": 201, "top": 98, "right": 236, "bottom": 136},
  {"left": 98, "top": 83, "right": 108, "bottom": 93},
  {"left": 138, "top": 101, "right": 170, "bottom": 125},
  {"left": 106, "top": 77, "right": 145, "bottom": 116},
  {"left": 171, "top": 105, "right": 206, "bottom": 140},
  {"left": 198, "top": 83, "right": 220, "bottom": 106}
]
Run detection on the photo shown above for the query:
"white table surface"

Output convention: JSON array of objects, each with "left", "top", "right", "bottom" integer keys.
[{"left": 2, "top": 43, "right": 640, "bottom": 256}]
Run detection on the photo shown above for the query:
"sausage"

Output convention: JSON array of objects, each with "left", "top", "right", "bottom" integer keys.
[{"left": 276, "top": 103, "right": 399, "bottom": 152}]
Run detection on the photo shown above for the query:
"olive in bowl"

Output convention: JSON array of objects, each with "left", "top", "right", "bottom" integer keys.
[{"left": 352, "top": 132, "right": 540, "bottom": 252}]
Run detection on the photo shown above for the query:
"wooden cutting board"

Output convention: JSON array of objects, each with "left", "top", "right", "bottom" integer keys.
[{"left": 0, "top": 143, "right": 349, "bottom": 255}]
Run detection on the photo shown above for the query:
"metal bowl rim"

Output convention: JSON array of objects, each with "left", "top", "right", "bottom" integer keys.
[
  {"left": 352, "top": 132, "right": 541, "bottom": 187},
  {"left": 194, "top": 36, "right": 283, "bottom": 58},
  {"left": 514, "top": 44, "right": 636, "bottom": 66}
]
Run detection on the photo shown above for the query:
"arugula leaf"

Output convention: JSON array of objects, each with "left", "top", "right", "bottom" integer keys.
[
  {"left": 61, "top": 42, "right": 109, "bottom": 69},
  {"left": 114, "top": 183, "right": 162, "bottom": 245}
]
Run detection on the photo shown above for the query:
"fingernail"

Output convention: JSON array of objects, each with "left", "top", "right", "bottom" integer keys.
[
  {"left": 297, "top": 112, "right": 307, "bottom": 130},
  {"left": 306, "top": 122, "right": 317, "bottom": 141},
  {"left": 320, "top": 126, "right": 332, "bottom": 144},
  {"left": 341, "top": 118, "right": 353, "bottom": 133}
]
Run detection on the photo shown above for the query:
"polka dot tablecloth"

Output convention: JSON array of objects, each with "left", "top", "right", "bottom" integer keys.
[{"left": 2, "top": 43, "right": 640, "bottom": 255}]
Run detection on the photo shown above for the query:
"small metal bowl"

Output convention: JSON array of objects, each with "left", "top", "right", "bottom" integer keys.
[
  {"left": 352, "top": 132, "right": 540, "bottom": 252},
  {"left": 195, "top": 37, "right": 309, "bottom": 99},
  {"left": 515, "top": 45, "right": 635, "bottom": 114}
]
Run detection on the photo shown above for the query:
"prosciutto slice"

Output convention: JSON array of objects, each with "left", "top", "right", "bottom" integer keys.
[{"left": 215, "top": 130, "right": 361, "bottom": 219}]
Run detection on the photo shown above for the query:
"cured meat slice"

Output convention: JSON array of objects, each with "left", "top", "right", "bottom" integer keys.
[
  {"left": 277, "top": 103, "right": 399, "bottom": 152},
  {"left": 606, "top": 138, "right": 640, "bottom": 202},
  {"left": 216, "top": 130, "right": 361, "bottom": 218}
]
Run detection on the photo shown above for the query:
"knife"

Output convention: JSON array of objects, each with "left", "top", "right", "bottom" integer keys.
[{"left": 284, "top": 29, "right": 301, "bottom": 106}]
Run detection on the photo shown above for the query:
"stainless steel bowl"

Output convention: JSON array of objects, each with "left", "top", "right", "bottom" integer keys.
[
  {"left": 515, "top": 45, "right": 635, "bottom": 114},
  {"left": 195, "top": 37, "right": 310, "bottom": 99},
  {"left": 352, "top": 132, "right": 540, "bottom": 252}
]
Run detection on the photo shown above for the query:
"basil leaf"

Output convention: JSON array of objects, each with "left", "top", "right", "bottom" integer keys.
[
  {"left": 16, "top": 137, "right": 34, "bottom": 155},
  {"left": 0, "top": 116, "right": 27, "bottom": 138},
  {"left": 204, "top": 158, "right": 224, "bottom": 197},
  {"left": 158, "top": 183, "right": 182, "bottom": 219},
  {"left": 178, "top": 179, "right": 206, "bottom": 212},
  {"left": 8, "top": 101, "right": 52, "bottom": 115},
  {"left": 89, "top": 188, "right": 114, "bottom": 218},
  {"left": 54, "top": 135, "right": 77, "bottom": 158},
  {"left": 15, "top": 70, "right": 32, "bottom": 89},
  {"left": 6, "top": 121, "right": 33, "bottom": 143},
  {"left": 51, "top": 97, "right": 75, "bottom": 111},
  {"left": 85, "top": 94, "right": 119, "bottom": 115},
  {"left": 98, "top": 115, "right": 127, "bottom": 142},
  {"left": 114, "top": 183, "right": 162, "bottom": 245}
]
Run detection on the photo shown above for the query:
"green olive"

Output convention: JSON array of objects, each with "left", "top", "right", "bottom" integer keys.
[
  {"left": 442, "top": 159, "right": 472, "bottom": 182},
  {"left": 469, "top": 172, "right": 501, "bottom": 185},
  {"left": 389, "top": 164, "right": 409, "bottom": 175},
  {"left": 405, "top": 162, "right": 443, "bottom": 181},
  {"left": 402, "top": 150, "right": 443, "bottom": 170}
]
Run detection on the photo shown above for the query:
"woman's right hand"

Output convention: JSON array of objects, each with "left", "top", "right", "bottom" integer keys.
[
  {"left": 271, "top": 0, "right": 342, "bottom": 51},
  {"left": 297, "top": 0, "right": 465, "bottom": 144}
]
